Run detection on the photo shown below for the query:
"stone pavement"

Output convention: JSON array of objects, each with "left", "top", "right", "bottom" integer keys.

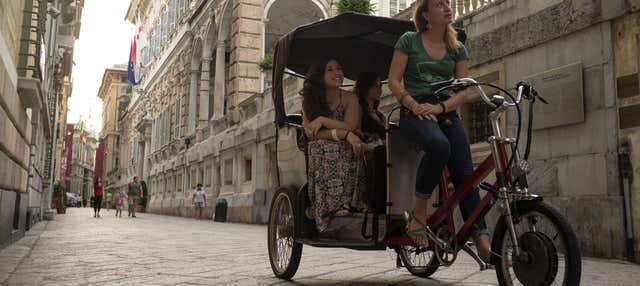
[{"left": 1, "top": 208, "right": 639, "bottom": 286}]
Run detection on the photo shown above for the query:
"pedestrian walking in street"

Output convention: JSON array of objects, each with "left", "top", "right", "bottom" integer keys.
[
  {"left": 127, "top": 176, "right": 142, "bottom": 218},
  {"left": 114, "top": 190, "right": 126, "bottom": 218},
  {"left": 93, "top": 178, "right": 104, "bottom": 217},
  {"left": 192, "top": 183, "right": 206, "bottom": 220}
]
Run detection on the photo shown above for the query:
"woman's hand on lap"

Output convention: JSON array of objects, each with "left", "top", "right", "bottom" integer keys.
[
  {"left": 346, "top": 132, "right": 363, "bottom": 156},
  {"left": 306, "top": 118, "right": 323, "bottom": 138}
]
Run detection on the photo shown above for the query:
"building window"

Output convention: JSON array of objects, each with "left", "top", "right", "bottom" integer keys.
[
  {"left": 161, "top": 7, "right": 169, "bottom": 44},
  {"left": 174, "top": 97, "right": 181, "bottom": 139},
  {"left": 244, "top": 158, "right": 252, "bottom": 182},
  {"left": 179, "top": 0, "right": 189, "bottom": 17},
  {"left": 467, "top": 99, "right": 493, "bottom": 145},
  {"left": 388, "top": 0, "right": 414, "bottom": 16},
  {"left": 224, "top": 159, "right": 233, "bottom": 185},
  {"left": 216, "top": 165, "right": 221, "bottom": 187},
  {"left": 205, "top": 164, "right": 212, "bottom": 186},
  {"left": 170, "top": 0, "right": 178, "bottom": 32},
  {"left": 191, "top": 168, "right": 197, "bottom": 189}
]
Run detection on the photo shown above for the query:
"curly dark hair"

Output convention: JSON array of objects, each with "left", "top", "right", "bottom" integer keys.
[{"left": 300, "top": 57, "right": 340, "bottom": 121}]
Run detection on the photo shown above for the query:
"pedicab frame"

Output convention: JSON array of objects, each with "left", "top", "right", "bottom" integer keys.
[{"left": 267, "top": 12, "right": 582, "bottom": 286}]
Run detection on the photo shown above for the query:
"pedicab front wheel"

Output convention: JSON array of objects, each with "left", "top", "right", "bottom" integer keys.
[
  {"left": 492, "top": 201, "right": 581, "bottom": 286},
  {"left": 268, "top": 188, "right": 302, "bottom": 280}
]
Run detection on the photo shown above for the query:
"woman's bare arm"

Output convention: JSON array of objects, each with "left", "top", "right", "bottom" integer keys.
[
  {"left": 388, "top": 50, "right": 434, "bottom": 120},
  {"left": 318, "top": 92, "right": 361, "bottom": 131},
  {"left": 440, "top": 60, "right": 471, "bottom": 112}
]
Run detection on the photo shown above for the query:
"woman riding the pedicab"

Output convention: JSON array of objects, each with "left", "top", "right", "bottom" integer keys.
[
  {"left": 388, "top": 0, "right": 491, "bottom": 259},
  {"left": 302, "top": 57, "right": 368, "bottom": 233}
]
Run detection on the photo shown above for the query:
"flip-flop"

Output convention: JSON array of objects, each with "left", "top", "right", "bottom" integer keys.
[{"left": 404, "top": 210, "right": 431, "bottom": 247}]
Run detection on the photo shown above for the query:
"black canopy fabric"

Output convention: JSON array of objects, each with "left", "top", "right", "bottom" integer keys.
[{"left": 271, "top": 12, "right": 466, "bottom": 126}]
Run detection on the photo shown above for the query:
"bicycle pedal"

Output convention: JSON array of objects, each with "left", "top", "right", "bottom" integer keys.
[{"left": 479, "top": 182, "right": 497, "bottom": 193}]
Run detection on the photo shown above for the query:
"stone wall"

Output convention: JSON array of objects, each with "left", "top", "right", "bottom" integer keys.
[
  {"left": 457, "top": 0, "right": 640, "bottom": 259},
  {"left": 0, "top": 0, "right": 31, "bottom": 248},
  {"left": 614, "top": 11, "right": 640, "bottom": 261}
]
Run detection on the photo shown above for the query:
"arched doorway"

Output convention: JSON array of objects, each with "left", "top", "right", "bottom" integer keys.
[{"left": 263, "top": 0, "right": 328, "bottom": 55}]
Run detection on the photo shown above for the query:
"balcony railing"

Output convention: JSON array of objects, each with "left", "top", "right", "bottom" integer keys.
[
  {"left": 452, "top": 0, "right": 500, "bottom": 19},
  {"left": 17, "top": 0, "right": 46, "bottom": 81}
]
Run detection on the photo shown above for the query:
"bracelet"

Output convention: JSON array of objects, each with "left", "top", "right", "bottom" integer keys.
[
  {"left": 396, "top": 90, "right": 409, "bottom": 104},
  {"left": 407, "top": 100, "right": 417, "bottom": 111},
  {"left": 331, "top": 129, "right": 339, "bottom": 141},
  {"left": 439, "top": 102, "right": 447, "bottom": 113},
  {"left": 344, "top": 130, "right": 351, "bottom": 140}
]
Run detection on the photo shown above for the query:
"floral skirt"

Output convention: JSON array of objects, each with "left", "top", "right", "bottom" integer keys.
[{"left": 307, "top": 139, "right": 365, "bottom": 232}]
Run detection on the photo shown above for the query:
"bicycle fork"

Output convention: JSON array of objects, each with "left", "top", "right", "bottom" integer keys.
[{"left": 488, "top": 108, "right": 522, "bottom": 259}]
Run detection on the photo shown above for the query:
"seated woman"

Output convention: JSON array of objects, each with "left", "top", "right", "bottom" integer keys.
[
  {"left": 302, "top": 57, "right": 367, "bottom": 232},
  {"left": 354, "top": 72, "right": 385, "bottom": 142},
  {"left": 354, "top": 72, "right": 386, "bottom": 213}
]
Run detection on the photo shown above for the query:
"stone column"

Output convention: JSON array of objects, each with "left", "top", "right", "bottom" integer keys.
[
  {"left": 213, "top": 41, "right": 226, "bottom": 120},
  {"left": 230, "top": 1, "right": 262, "bottom": 105},
  {"left": 254, "top": 143, "right": 266, "bottom": 191},
  {"left": 188, "top": 65, "right": 199, "bottom": 135},
  {"left": 138, "top": 137, "right": 145, "bottom": 179},
  {"left": 197, "top": 57, "right": 212, "bottom": 139}
]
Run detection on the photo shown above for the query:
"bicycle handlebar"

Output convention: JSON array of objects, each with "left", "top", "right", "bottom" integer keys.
[{"left": 429, "top": 78, "right": 547, "bottom": 109}]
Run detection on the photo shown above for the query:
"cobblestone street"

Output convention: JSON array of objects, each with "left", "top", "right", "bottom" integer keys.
[{"left": 0, "top": 209, "right": 639, "bottom": 286}]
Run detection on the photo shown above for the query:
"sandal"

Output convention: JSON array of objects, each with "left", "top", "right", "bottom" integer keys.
[{"left": 404, "top": 210, "right": 431, "bottom": 247}]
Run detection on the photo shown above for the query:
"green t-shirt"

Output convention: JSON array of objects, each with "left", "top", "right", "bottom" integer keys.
[{"left": 394, "top": 31, "right": 469, "bottom": 101}]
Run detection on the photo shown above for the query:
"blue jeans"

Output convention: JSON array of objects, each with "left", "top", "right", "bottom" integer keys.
[{"left": 399, "top": 108, "right": 489, "bottom": 236}]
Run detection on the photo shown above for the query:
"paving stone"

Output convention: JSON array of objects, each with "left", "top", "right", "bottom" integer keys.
[{"left": 0, "top": 208, "right": 639, "bottom": 285}]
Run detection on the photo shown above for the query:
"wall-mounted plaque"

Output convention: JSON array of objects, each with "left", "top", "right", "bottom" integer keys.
[{"left": 524, "top": 62, "right": 584, "bottom": 130}]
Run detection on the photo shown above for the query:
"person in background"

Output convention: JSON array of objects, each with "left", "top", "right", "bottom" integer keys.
[
  {"left": 114, "top": 190, "right": 126, "bottom": 218},
  {"left": 192, "top": 183, "right": 206, "bottom": 220},
  {"left": 127, "top": 176, "right": 142, "bottom": 218},
  {"left": 93, "top": 178, "right": 104, "bottom": 218}
]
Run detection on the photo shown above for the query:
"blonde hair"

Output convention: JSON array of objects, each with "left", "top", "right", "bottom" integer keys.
[{"left": 412, "top": 0, "right": 460, "bottom": 52}]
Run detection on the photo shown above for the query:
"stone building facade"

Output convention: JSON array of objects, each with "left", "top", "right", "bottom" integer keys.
[
  {"left": 97, "top": 65, "right": 131, "bottom": 197},
  {"left": 67, "top": 124, "right": 97, "bottom": 204},
  {"left": 115, "top": 0, "right": 333, "bottom": 222},
  {"left": 0, "top": 0, "right": 83, "bottom": 249}
]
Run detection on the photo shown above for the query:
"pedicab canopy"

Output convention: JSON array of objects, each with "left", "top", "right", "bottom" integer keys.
[{"left": 271, "top": 12, "right": 467, "bottom": 126}]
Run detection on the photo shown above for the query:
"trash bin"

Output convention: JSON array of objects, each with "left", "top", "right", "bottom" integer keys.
[{"left": 214, "top": 198, "right": 228, "bottom": 222}]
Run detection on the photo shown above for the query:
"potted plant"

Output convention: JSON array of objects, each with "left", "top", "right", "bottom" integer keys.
[
  {"left": 257, "top": 54, "right": 273, "bottom": 71},
  {"left": 257, "top": 54, "right": 274, "bottom": 89}
]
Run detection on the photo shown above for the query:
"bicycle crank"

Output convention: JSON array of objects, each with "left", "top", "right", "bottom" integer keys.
[{"left": 434, "top": 226, "right": 458, "bottom": 266}]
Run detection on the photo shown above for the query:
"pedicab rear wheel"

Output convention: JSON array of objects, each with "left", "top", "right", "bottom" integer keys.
[{"left": 268, "top": 188, "right": 302, "bottom": 280}]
